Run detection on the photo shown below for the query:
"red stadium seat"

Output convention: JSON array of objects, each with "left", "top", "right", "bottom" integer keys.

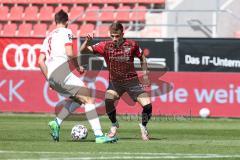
[
  {"left": 82, "top": 6, "right": 100, "bottom": 22},
  {"left": 137, "top": 0, "right": 165, "bottom": 4},
  {"left": 79, "top": 23, "right": 95, "bottom": 37},
  {"left": 2, "top": 23, "right": 17, "bottom": 37},
  {"left": 0, "top": 6, "right": 9, "bottom": 22},
  {"left": 130, "top": 6, "right": 147, "bottom": 22},
  {"left": 5, "top": 0, "right": 29, "bottom": 3},
  {"left": 23, "top": 6, "right": 38, "bottom": 21},
  {"left": 95, "top": 25, "right": 109, "bottom": 37},
  {"left": 57, "top": 0, "right": 77, "bottom": 4},
  {"left": 112, "top": 0, "right": 165, "bottom": 3},
  {"left": 115, "top": 6, "right": 130, "bottom": 22},
  {"left": 54, "top": 6, "right": 69, "bottom": 13},
  {"left": 18, "top": 23, "right": 32, "bottom": 37},
  {"left": 79, "top": 0, "right": 105, "bottom": 4},
  {"left": 39, "top": 6, "right": 54, "bottom": 21},
  {"left": 32, "top": 23, "right": 47, "bottom": 37},
  {"left": 69, "top": 6, "right": 84, "bottom": 21},
  {"left": 99, "top": 6, "right": 115, "bottom": 22},
  {"left": 0, "top": 0, "right": 166, "bottom": 4},
  {"left": 9, "top": 6, "right": 24, "bottom": 21},
  {"left": 73, "top": 0, "right": 92, "bottom": 3},
  {"left": 118, "top": 0, "right": 135, "bottom": 3},
  {"left": 35, "top": 0, "right": 62, "bottom": 4},
  {"left": 103, "top": 0, "right": 121, "bottom": 4},
  {"left": 1, "top": 0, "right": 12, "bottom": 3},
  {"left": 48, "top": 23, "right": 56, "bottom": 33},
  {"left": 68, "top": 23, "right": 79, "bottom": 36},
  {"left": 25, "top": 0, "right": 47, "bottom": 4}
]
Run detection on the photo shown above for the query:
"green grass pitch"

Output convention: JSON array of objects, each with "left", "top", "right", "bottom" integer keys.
[{"left": 1, "top": 114, "right": 240, "bottom": 159}]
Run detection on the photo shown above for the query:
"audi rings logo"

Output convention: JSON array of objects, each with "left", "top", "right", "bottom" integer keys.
[{"left": 3, "top": 44, "right": 42, "bottom": 70}]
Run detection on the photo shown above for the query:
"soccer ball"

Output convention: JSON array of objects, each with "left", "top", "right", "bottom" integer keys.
[
  {"left": 199, "top": 108, "right": 210, "bottom": 118},
  {"left": 71, "top": 124, "right": 88, "bottom": 141}
]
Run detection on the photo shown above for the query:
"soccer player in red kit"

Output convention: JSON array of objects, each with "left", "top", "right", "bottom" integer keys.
[{"left": 80, "top": 22, "right": 152, "bottom": 140}]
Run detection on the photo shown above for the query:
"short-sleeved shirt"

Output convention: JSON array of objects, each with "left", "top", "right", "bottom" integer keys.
[
  {"left": 40, "top": 27, "right": 73, "bottom": 79},
  {"left": 91, "top": 39, "right": 143, "bottom": 82}
]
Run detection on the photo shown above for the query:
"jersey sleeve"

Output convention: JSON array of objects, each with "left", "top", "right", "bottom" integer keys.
[
  {"left": 133, "top": 41, "right": 143, "bottom": 59},
  {"left": 64, "top": 29, "right": 73, "bottom": 46},
  {"left": 91, "top": 41, "right": 106, "bottom": 56}
]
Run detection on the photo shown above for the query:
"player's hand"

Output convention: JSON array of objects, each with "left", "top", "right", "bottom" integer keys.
[
  {"left": 85, "top": 33, "right": 94, "bottom": 42},
  {"left": 77, "top": 65, "right": 85, "bottom": 74},
  {"left": 142, "top": 74, "right": 151, "bottom": 87}
]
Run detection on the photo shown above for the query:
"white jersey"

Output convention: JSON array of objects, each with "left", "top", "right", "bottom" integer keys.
[{"left": 40, "top": 27, "right": 73, "bottom": 79}]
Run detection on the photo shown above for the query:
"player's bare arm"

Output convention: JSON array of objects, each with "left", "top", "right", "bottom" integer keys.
[
  {"left": 66, "top": 43, "right": 84, "bottom": 73},
  {"left": 140, "top": 54, "right": 148, "bottom": 75},
  {"left": 80, "top": 33, "right": 94, "bottom": 53},
  {"left": 65, "top": 45, "right": 74, "bottom": 58},
  {"left": 140, "top": 54, "right": 150, "bottom": 86},
  {"left": 38, "top": 53, "right": 48, "bottom": 80}
]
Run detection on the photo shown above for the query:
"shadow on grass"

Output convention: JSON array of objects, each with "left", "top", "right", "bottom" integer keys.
[
  {"left": 66, "top": 139, "right": 95, "bottom": 143},
  {"left": 119, "top": 137, "right": 167, "bottom": 141}
]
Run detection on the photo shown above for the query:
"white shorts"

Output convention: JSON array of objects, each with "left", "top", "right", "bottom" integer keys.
[{"left": 49, "top": 72, "right": 85, "bottom": 98}]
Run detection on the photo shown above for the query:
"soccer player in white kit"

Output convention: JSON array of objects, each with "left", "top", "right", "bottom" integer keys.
[{"left": 38, "top": 9, "right": 117, "bottom": 143}]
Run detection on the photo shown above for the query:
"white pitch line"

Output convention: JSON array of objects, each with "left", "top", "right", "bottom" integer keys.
[
  {"left": 5, "top": 155, "right": 240, "bottom": 160},
  {"left": 1, "top": 151, "right": 240, "bottom": 159},
  {"left": 0, "top": 150, "right": 225, "bottom": 156}
]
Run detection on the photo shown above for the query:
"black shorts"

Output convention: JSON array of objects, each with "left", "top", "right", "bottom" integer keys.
[{"left": 107, "top": 78, "right": 145, "bottom": 101}]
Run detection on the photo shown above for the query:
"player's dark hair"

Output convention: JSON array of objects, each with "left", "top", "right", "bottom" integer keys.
[
  {"left": 55, "top": 9, "right": 68, "bottom": 24},
  {"left": 109, "top": 22, "right": 124, "bottom": 33}
]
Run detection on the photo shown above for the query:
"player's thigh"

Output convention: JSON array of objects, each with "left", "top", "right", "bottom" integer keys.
[
  {"left": 62, "top": 73, "right": 92, "bottom": 103},
  {"left": 125, "top": 79, "right": 145, "bottom": 102},
  {"left": 137, "top": 92, "right": 151, "bottom": 106},
  {"left": 75, "top": 86, "right": 93, "bottom": 104}
]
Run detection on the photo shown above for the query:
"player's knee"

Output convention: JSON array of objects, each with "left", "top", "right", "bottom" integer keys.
[
  {"left": 105, "top": 90, "right": 118, "bottom": 99},
  {"left": 137, "top": 93, "right": 151, "bottom": 106},
  {"left": 105, "top": 99, "right": 116, "bottom": 113}
]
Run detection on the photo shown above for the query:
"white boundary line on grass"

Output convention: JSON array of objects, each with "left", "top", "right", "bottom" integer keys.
[
  {"left": 5, "top": 155, "right": 240, "bottom": 160},
  {"left": 1, "top": 151, "right": 240, "bottom": 159},
  {"left": 0, "top": 151, "right": 229, "bottom": 155}
]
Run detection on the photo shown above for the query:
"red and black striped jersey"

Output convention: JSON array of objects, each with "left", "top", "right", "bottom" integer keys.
[{"left": 92, "top": 39, "right": 143, "bottom": 82}]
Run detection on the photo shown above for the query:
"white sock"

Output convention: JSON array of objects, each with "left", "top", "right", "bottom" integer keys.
[
  {"left": 84, "top": 103, "right": 103, "bottom": 137},
  {"left": 56, "top": 101, "right": 73, "bottom": 124},
  {"left": 56, "top": 117, "right": 63, "bottom": 125}
]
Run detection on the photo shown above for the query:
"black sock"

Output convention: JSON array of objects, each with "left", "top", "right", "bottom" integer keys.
[
  {"left": 142, "top": 104, "right": 152, "bottom": 126},
  {"left": 105, "top": 99, "right": 117, "bottom": 124}
]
